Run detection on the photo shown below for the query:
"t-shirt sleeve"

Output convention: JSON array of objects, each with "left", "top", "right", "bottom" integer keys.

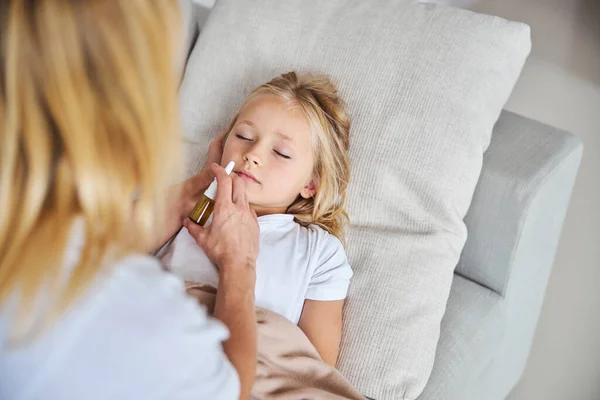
[
  {"left": 305, "top": 232, "right": 353, "bottom": 301},
  {"left": 32, "top": 255, "right": 240, "bottom": 400}
]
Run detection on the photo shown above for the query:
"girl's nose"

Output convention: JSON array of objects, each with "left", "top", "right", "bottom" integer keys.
[{"left": 243, "top": 153, "right": 260, "bottom": 166}]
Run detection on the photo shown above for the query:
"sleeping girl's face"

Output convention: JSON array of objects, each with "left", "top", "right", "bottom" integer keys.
[{"left": 221, "top": 94, "right": 317, "bottom": 216}]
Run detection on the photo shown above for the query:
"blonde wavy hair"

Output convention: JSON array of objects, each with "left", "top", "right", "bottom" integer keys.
[
  {"left": 224, "top": 72, "right": 351, "bottom": 243},
  {"left": 0, "top": 0, "right": 181, "bottom": 336}
]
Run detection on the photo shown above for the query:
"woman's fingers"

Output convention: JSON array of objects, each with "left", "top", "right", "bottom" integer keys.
[
  {"left": 183, "top": 218, "right": 207, "bottom": 245},
  {"left": 210, "top": 163, "right": 233, "bottom": 206},
  {"left": 206, "top": 129, "right": 227, "bottom": 166},
  {"left": 216, "top": 128, "right": 228, "bottom": 141},
  {"left": 231, "top": 174, "right": 248, "bottom": 206}
]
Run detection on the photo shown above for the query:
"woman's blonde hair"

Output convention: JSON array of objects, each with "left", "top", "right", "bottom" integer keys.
[
  {"left": 0, "top": 0, "right": 181, "bottom": 337},
  {"left": 224, "top": 72, "right": 351, "bottom": 243}
]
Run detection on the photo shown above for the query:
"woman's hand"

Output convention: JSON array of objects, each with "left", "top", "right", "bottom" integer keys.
[
  {"left": 183, "top": 163, "right": 259, "bottom": 269},
  {"left": 149, "top": 130, "right": 229, "bottom": 254},
  {"left": 205, "top": 128, "right": 227, "bottom": 167}
]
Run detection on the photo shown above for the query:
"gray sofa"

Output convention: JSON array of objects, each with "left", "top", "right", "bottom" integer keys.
[
  {"left": 180, "top": 2, "right": 582, "bottom": 399},
  {"left": 419, "top": 111, "right": 582, "bottom": 399}
]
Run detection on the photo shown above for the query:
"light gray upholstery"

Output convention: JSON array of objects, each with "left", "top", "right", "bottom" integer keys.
[
  {"left": 177, "top": 0, "right": 199, "bottom": 77},
  {"left": 418, "top": 275, "right": 505, "bottom": 399},
  {"left": 177, "top": 0, "right": 211, "bottom": 80},
  {"left": 418, "top": 110, "right": 582, "bottom": 400}
]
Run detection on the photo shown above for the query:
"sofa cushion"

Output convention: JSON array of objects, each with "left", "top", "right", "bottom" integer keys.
[
  {"left": 178, "top": 1, "right": 530, "bottom": 398},
  {"left": 417, "top": 274, "right": 506, "bottom": 399}
]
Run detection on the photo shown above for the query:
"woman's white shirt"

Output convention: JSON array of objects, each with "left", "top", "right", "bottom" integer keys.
[{"left": 0, "top": 223, "right": 239, "bottom": 400}]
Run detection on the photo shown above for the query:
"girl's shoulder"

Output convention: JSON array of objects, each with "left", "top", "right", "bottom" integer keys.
[
  {"left": 305, "top": 222, "right": 343, "bottom": 244},
  {"left": 302, "top": 223, "right": 347, "bottom": 263},
  {"left": 259, "top": 214, "right": 346, "bottom": 260},
  {"left": 303, "top": 225, "right": 353, "bottom": 301}
]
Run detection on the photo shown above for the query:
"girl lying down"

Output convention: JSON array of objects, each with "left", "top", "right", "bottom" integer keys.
[{"left": 162, "top": 71, "right": 352, "bottom": 366}]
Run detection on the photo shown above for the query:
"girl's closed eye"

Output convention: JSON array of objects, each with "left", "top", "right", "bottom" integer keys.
[
  {"left": 236, "top": 133, "right": 252, "bottom": 141},
  {"left": 274, "top": 149, "right": 291, "bottom": 159}
]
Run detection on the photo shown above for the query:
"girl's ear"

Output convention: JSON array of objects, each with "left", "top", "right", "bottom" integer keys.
[{"left": 300, "top": 179, "right": 317, "bottom": 199}]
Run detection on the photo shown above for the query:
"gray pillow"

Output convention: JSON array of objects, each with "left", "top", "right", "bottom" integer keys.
[{"left": 178, "top": 1, "right": 530, "bottom": 398}]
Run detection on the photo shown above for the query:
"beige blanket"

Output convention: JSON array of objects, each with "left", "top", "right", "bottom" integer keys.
[{"left": 185, "top": 283, "right": 366, "bottom": 400}]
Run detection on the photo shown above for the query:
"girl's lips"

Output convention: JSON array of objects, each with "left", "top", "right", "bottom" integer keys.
[{"left": 235, "top": 170, "right": 260, "bottom": 184}]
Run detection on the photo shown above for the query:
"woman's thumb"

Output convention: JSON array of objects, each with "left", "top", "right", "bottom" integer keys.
[{"left": 183, "top": 218, "right": 206, "bottom": 244}]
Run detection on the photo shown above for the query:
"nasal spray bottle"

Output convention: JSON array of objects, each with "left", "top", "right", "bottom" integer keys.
[
  {"left": 153, "top": 161, "right": 235, "bottom": 258},
  {"left": 189, "top": 160, "right": 235, "bottom": 226}
]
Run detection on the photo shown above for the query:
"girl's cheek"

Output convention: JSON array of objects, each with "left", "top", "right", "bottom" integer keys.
[
  {"left": 272, "top": 165, "right": 292, "bottom": 185},
  {"left": 224, "top": 143, "right": 241, "bottom": 158}
]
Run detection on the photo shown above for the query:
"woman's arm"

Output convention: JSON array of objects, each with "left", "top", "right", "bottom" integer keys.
[
  {"left": 298, "top": 299, "right": 345, "bottom": 366},
  {"left": 183, "top": 164, "right": 259, "bottom": 400},
  {"left": 213, "top": 261, "right": 257, "bottom": 400}
]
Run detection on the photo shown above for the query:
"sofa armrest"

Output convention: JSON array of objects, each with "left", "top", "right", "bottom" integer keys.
[{"left": 456, "top": 110, "right": 583, "bottom": 297}]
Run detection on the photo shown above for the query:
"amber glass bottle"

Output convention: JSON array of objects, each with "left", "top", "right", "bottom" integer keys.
[
  {"left": 188, "top": 161, "right": 235, "bottom": 225},
  {"left": 189, "top": 195, "right": 214, "bottom": 226}
]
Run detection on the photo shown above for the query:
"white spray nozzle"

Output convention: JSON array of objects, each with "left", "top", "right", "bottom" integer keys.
[
  {"left": 224, "top": 160, "right": 235, "bottom": 175},
  {"left": 204, "top": 160, "right": 235, "bottom": 200}
]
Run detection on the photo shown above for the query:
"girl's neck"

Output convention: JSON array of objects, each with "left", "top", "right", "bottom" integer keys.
[{"left": 251, "top": 204, "right": 288, "bottom": 217}]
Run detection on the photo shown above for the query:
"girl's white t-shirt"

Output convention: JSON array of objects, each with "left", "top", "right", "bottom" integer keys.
[{"left": 163, "top": 214, "right": 353, "bottom": 324}]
